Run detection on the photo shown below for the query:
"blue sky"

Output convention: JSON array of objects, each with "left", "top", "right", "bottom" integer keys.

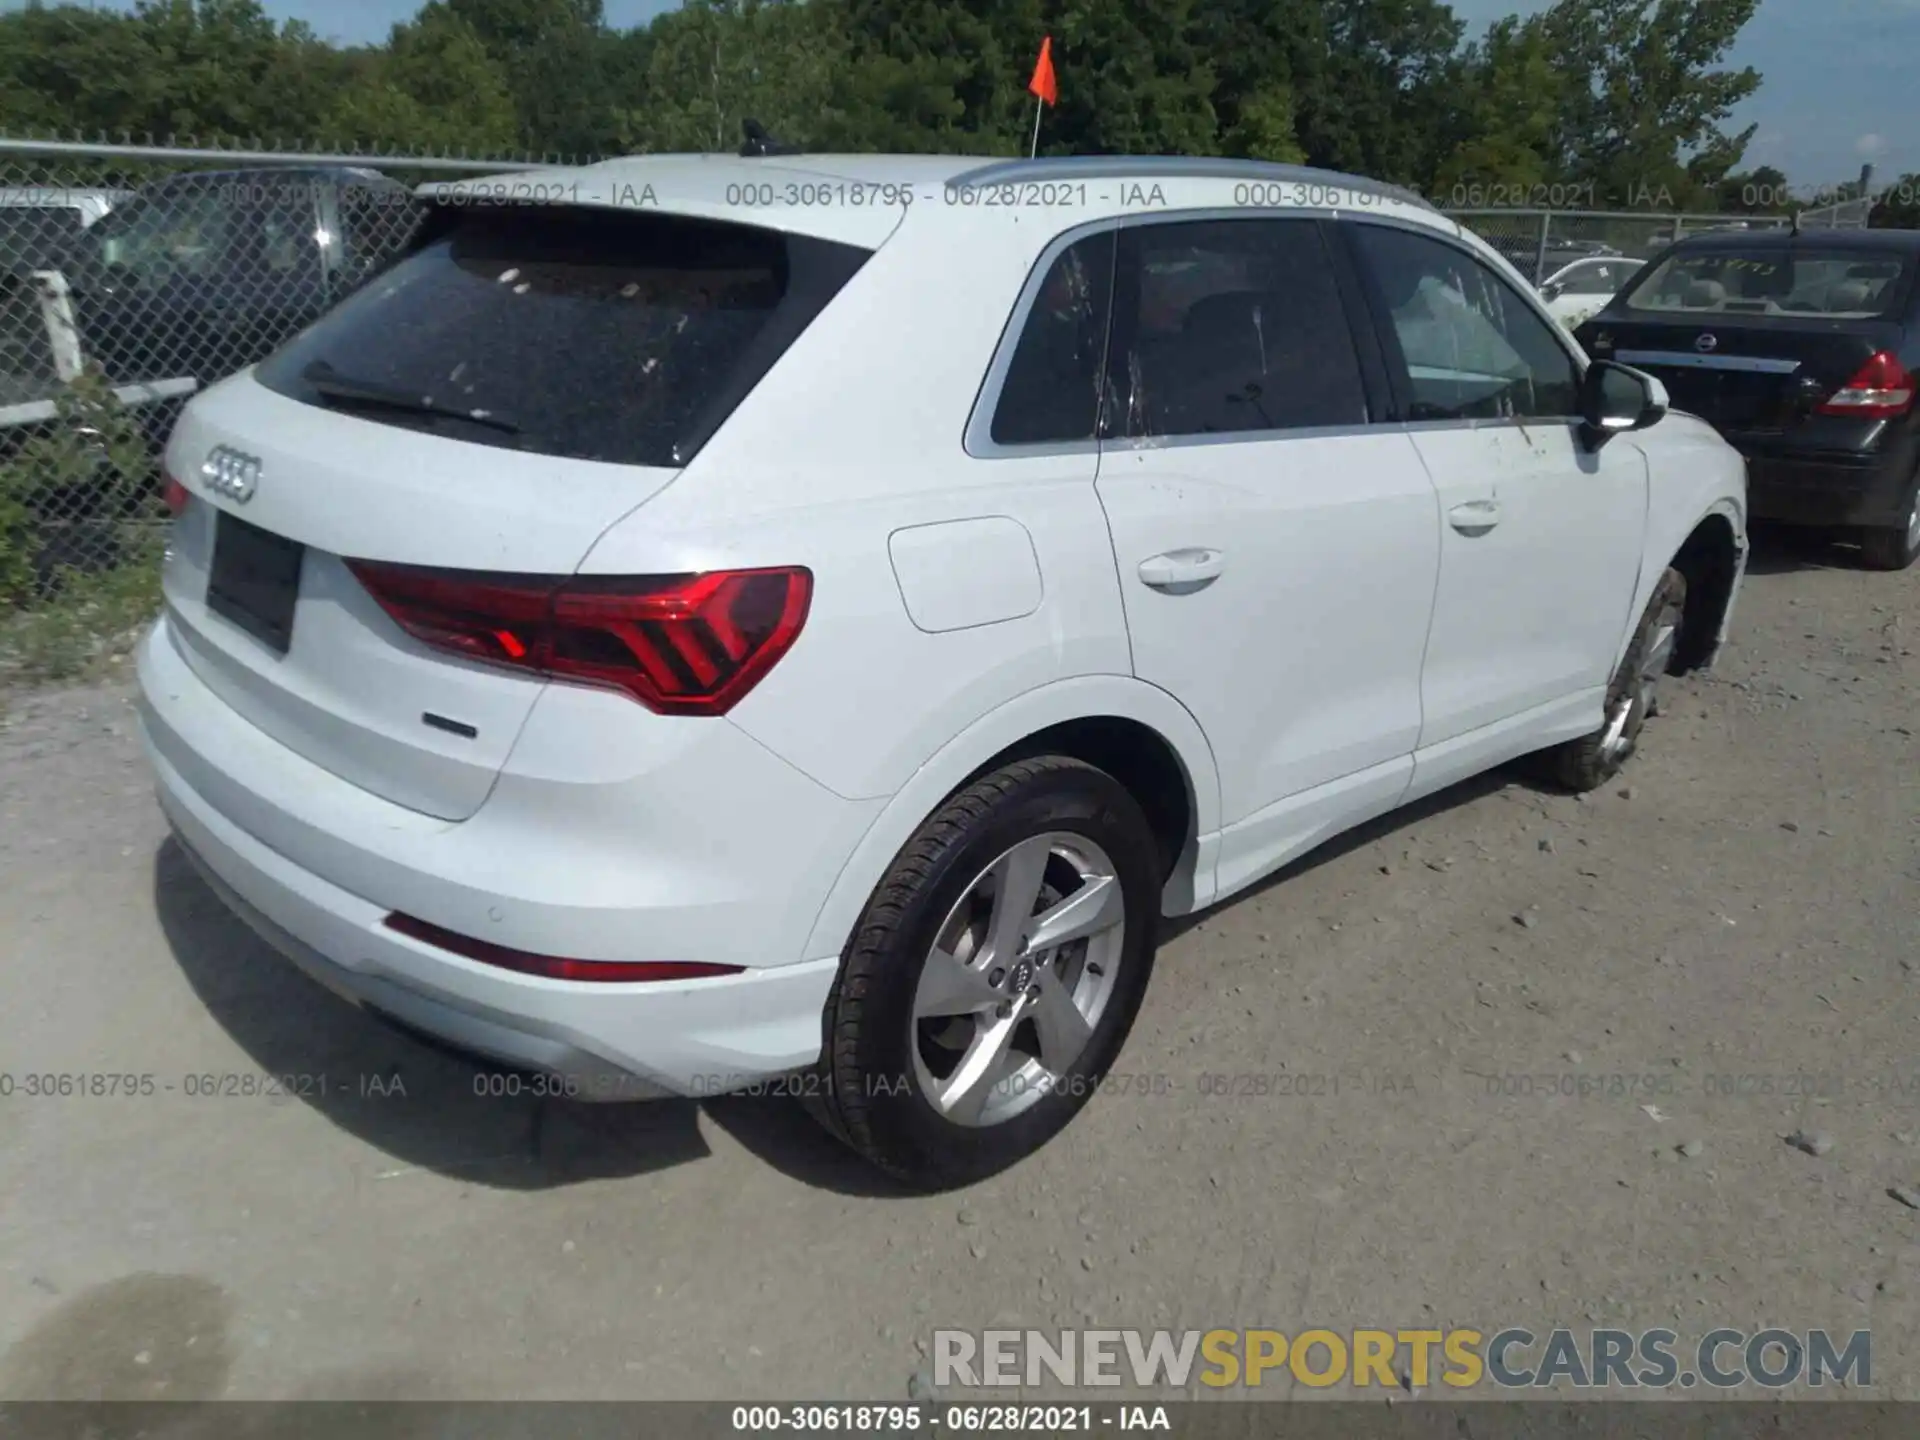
[
  {"left": 1451, "top": 0, "right": 1918, "bottom": 190},
  {"left": 5, "top": 0, "right": 1915, "bottom": 186}
]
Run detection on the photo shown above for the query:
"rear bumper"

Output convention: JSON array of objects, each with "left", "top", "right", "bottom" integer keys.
[
  {"left": 137, "top": 613, "right": 881, "bottom": 1097},
  {"left": 1740, "top": 447, "right": 1915, "bottom": 529}
]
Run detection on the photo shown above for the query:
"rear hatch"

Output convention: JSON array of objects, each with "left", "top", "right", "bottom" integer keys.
[
  {"left": 1577, "top": 242, "right": 1914, "bottom": 439},
  {"left": 159, "top": 195, "right": 874, "bottom": 820}
]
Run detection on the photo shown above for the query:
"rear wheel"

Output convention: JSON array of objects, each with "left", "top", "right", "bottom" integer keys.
[
  {"left": 813, "top": 757, "right": 1161, "bottom": 1189},
  {"left": 1541, "top": 566, "right": 1687, "bottom": 793},
  {"left": 1859, "top": 481, "right": 1920, "bottom": 572}
]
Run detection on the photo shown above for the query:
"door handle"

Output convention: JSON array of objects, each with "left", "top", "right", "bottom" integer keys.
[
  {"left": 1447, "top": 499, "right": 1502, "bottom": 537},
  {"left": 1138, "top": 548, "right": 1226, "bottom": 593}
]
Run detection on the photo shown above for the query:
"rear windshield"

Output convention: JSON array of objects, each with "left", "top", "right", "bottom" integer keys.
[
  {"left": 256, "top": 205, "right": 870, "bottom": 467},
  {"left": 1622, "top": 247, "right": 1911, "bottom": 320}
]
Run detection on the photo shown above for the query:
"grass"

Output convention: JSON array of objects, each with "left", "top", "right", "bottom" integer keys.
[
  {"left": 0, "top": 372, "right": 168, "bottom": 694},
  {"left": 0, "top": 536, "right": 162, "bottom": 690}
]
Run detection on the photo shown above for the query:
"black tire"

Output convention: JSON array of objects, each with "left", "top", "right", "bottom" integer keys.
[
  {"left": 813, "top": 756, "right": 1162, "bottom": 1190},
  {"left": 1541, "top": 566, "right": 1688, "bottom": 793},
  {"left": 1858, "top": 481, "right": 1920, "bottom": 571}
]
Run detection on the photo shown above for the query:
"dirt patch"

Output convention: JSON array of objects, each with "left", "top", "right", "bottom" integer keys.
[{"left": 0, "top": 527, "right": 1915, "bottom": 1400}]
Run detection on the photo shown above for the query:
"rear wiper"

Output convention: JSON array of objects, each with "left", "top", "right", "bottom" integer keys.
[{"left": 301, "top": 360, "right": 522, "bottom": 438}]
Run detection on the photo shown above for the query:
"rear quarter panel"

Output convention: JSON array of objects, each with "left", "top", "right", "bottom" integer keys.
[{"left": 574, "top": 202, "right": 1143, "bottom": 804}]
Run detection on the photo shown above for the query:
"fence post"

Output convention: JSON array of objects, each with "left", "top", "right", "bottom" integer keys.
[
  {"left": 1532, "top": 210, "right": 1552, "bottom": 284},
  {"left": 30, "top": 269, "right": 85, "bottom": 382}
]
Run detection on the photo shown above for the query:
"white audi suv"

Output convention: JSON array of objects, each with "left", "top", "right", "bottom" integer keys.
[{"left": 136, "top": 152, "right": 1749, "bottom": 1188}]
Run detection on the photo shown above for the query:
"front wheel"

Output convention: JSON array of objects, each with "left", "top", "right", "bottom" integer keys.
[
  {"left": 1540, "top": 566, "right": 1687, "bottom": 793},
  {"left": 813, "top": 756, "right": 1162, "bottom": 1189}
]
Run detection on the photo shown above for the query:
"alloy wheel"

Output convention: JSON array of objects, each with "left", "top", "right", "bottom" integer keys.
[
  {"left": 1598, "top": 587, "right": 1685, "bottom": 764},
  {"left": 909, "top": 833, "right": 1128, "bottom": 1128}
]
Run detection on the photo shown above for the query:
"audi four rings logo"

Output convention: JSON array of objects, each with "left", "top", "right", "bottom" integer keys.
[
  {"left": 1695, "top": 333, "right": 1719, "bottom": 354},
  {"left": 201, "top": 447, "right": 262, "bottom": 504}
]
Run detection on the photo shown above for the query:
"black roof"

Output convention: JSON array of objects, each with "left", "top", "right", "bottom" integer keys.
[{"left": 1670, "top": 227, "right": 1920, "bottom": 253}]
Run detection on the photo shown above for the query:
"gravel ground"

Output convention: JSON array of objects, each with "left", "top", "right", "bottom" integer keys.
[{"left": 0, "top": 525, "right": 1916, "bottom": 1404}]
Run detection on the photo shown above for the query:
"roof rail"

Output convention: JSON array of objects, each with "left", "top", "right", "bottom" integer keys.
[{"left": 949, "top": 155, "right": 1437, "bottom": 212}]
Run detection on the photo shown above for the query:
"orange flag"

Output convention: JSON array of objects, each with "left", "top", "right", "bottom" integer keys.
[{"left": 1028, "top": 36, "right": 1058, "bottom": 107}]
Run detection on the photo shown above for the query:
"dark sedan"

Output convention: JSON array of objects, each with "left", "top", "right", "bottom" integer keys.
[
  {"left": 1576, "top": 229, "right": 1920, "bottom": 570},
  {"left": 59, "top": 166, "right": 423, "bottom": 394}
]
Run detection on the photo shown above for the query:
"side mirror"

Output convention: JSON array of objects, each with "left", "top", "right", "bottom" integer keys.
[
  {"left": 1580, "top": 359, "right": 1667, "bottom": 449},
  {"left": 1540, "top": 280, "right": 1565, "bottom": 300}
]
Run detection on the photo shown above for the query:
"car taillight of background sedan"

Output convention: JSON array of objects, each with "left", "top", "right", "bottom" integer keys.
[{"left": 1818, "top": 351, "right": 1916, "bottom": 421}]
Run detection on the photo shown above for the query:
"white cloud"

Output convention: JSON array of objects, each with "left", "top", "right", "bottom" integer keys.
[{"left": 1855, "top": 133, "right": 1891, "bottom": 158}]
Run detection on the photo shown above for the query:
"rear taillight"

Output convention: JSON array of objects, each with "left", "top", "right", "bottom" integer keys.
[
  {"left": 162, "top": 468, "right": 190, "bottom": 516},
  {"left": 1818, "top": 351, "right": 1916, "bottom": 421},
  {"left": 384, "top": 912, "right": 743, "bottom": 984},
  {"left": 345, "top": 561, "right": 811, "bottom": 716}
]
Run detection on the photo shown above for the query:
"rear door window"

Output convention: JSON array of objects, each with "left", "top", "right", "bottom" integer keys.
[
  {"left": 256, "top": 206, "right": 871, "bottom": 468},
  {"left": 1110, "top": 218, "right": 1369, "bottom": 437},
  {"left": 989, "top": 233, "right": 1116, "bottom": 446}
]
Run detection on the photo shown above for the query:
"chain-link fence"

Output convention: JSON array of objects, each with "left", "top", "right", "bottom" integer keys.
[
  {"left": 1444, "top": 208, "right": 1800, "bottom": 286},
  {"left": 0, "top": 138, "right": 547, "bottom": 682},
  {"left": 1799, "top": 196, "right": 1877, "bottom": 229},
  {"left": 1447, "top": 202, "right": 1876, "bottom": 283},
  {"left": 1441, "top": 202, "right": 1881, "bottom": 333},
  {"left": 0, "top": 137, "right": 1892, "bottom": 684}
]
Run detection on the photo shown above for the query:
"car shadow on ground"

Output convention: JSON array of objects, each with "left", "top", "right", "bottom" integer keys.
[
  {"left": 1741, "top": 519, "right": 1875, "bottom": 576},
  {"left": 150, "top": 836, "right": 917, "bottom": 1199},
  {"left": 1157, "top": 768, "right": 1516, "bottom": 947},
  {"left": 153, "top": 762, "right": 1554, "bottom": 1200}
]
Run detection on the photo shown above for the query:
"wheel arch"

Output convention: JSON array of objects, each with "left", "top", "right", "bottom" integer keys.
[
  {"left": 1616, "top": 489, "right": 1747, "bottom": 677},
  {"left": 800, "top": 676, "right": 1222, "bottom": 964},
  {"left": 1668, "top": 505, "right": 1746, "bottom": 672}
]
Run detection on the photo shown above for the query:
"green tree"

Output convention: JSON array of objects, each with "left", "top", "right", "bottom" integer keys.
[
  {"left": 0, "top": 0, "right": 341, "bottom": 144},
  {"left": 130, "top": 0, "right": 320, "bottom": 142},
  {"left": 1432, "top": 15, "right": 1567, "bottom": 199},
  {"left": 832, "top": 0, "right": 1219, "bottom": 158},
  {"left": 447, "top": 0, "right": 605, "bottom": 53},
  {"left": 444, "top": 0, "right": 629, "bottom": 156},
  {"left": 1042, "top": 0, "right": 1218, "bottom": 157},
  {"left": 0, "top": 0, "right": 1784, "bottom": 200},
  {"left": 833, "top": 0, "right": 1042, "bottom": 154},
  {"left": 0, "top": 5, "right": 160, "bottom": 137},
  {"left": 1539, "top": 0, "right": 1763, "bottom": 209},
  {"left": 1195, "top": 0, "right": 1308, "bottom": 163},
  {"left": 1292, "top": 0, "right": 1464, "bottom": 186},
  {"left": 638, "top": 0, "right": 850, "bottom": 154},
  {"left": 324, "top": 4, "right": 518, "bottom": 154},
  {"left": 1870, "top": 175, "right": 1920, "bottom": 230},
  {"left": 1715, "top": 163, "right": 1790, "bottom": 213},
  {"left": 597, "top": 27, "right": 658, "bottom": 154},
  {"left": 1221, "top": 82, "right": 1307, "bottom": 164}
]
